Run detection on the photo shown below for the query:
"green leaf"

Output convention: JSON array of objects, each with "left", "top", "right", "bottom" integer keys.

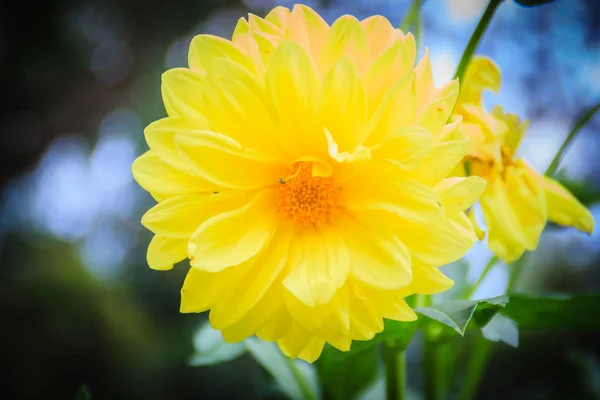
[
  {"left": 245, "top": 338, "right": 321, "bottom": 400},
  {"left": 481, "top": 314, "right": 519, "bottom": 347},
  {"left": 322, "top": 319, "right": 418, "bottom": 360},
  {"left": 514, "top": 0, "right": 556, "bottom": 6},
  {"left": 370, "top": 319, "right": 419, "bottom": 352},
  {"left": 188, "top": 322, "right": 246, "bottom": 366},
  {"left": 74, "top": 385, "right": 92, "bottom": 400},
  {"left": 416, "top": 296, "right": 508, "bottom": 336},
  {"left": 318, "top": 343, "right": 379, "bottom": 400},
  {"left": 503, "top": 294, "right": 600, "bottom": 330}
]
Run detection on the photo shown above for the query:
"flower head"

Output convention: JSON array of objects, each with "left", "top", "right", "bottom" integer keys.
[
  {"left": 132, "top": 5, "right": 484, "bottom": 361},
  {"left": 455, "top": 57, "right": 594, "bottom": 262}
]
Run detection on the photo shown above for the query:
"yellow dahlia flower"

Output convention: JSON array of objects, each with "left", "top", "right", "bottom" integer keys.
[
  {"left": 132, "top": 5, "right": 485, "bottom": 362},
  {"left": 455, "top": 57, "right": 594, "bottom": 263}
]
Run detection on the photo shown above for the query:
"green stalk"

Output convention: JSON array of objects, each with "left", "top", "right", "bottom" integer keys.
[
  {"left": 545, "top": 102, "right": 600, "bottom": 177},
  {"left": 383, "top": 341, "right": 407, "bottom": 400},
  {"left": 399, "top": 0, "right": 425, "bottom": 32},
  {"left": 283, "top": 356, "right": 317, "bottom": 400},
  {"left": 419, "top": 294, "right": 441, "bottom": 400},
  {"left": 457, "top": 338, "right": 494, "bottom": 400},
  {"left": 506, "top": 253, "right": 528, "bottom": 293},
  {"left": 465, "top": 255, "right": 499, "bottom": 300},
  {"left": 453, "top": 0, "right": 504, "bottom": 85},
  {"left": 423, "top": 328, "right": 440, "bottom": 400}
]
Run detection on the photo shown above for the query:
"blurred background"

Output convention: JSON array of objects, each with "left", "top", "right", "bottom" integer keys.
[{"left": 1, "top": 0, "right": 599, "bottom": 398}]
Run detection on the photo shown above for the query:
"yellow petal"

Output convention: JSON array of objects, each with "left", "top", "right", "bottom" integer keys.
[
  {"left": 286, "top": 4, "right": 330, "bottom": 60},
  {"left": 436, "top": 176, "right": 487, "bottom": 214},
  {"left": 250, "top": 30, "right": 280, "bottom": 65},
  {"left": 361, "top": 15, "right": 396, "bottom": 59},
  {"left": 328, "top": 337, "right": 352, "bottom": 352},
  {"left": 371, "top": 126, "right": 434, "bottom": 169},
  {"left": 439, "top": 117, "right": 467, "bottom": 142},
  {"left": 143, "top": 117, "right": 200, "bottom": 171},
  {"left": 419, "top": 79, "right": 459, "bottom": 136},
  {"left": 492, "top": 106, "right": 528, "bottom": 155},
  {"left": 414, "top": 49, "right": 435, "bottom": 109},
  {"left": 221, "top": 283, "right": 284, "bottom": 342},
  {"left": 297, "top": 337, "right": 326, "bottom": 363},
  {"left": 457, "top": 56, "right": 501, "bottom": 106},
  {"left": 462, "top": 122, "right": 495, "bottom": 160},
  {"left": 257, "top": 308, "right": 292, "bottom": 341},
  {"left": 278, "top": 323, "right": 313, "bottom": 358},
  {"left": 348, "top": 283, "right": 384, "bottom": 340},
  {"left": 146, "top": 235, "right": 187, "bottom": 270},
  {"left": 188, "top": 34, "right": 254, "bottom": 73},
  {"left": 400, "top": 32, "right": 416, "bottom": 68},
  {"left": 131, "top": 151, "right": 216, "bottom": 200},
  {"left": 284, "top": 286, "right": 350, "bottom": 339},
  {"left": 229, "top": 30, "right": 264, "bottom": 74},
  {"left": 266, "top": 41, "right": 325, "bottom": 158},
  {"left": 505, "top": 164, "right": 547, "bottom": 245},
  {"left": 338, "top": 215, "right": 412, "bottom": 290},
  {"left": 323, "top": 128, "right": 372, "bottom": 167},
  {"left": 283, "top": 229, "right": 350, "bottom": 307},
  {"left": 538, "top": 174, "right": 594, "bottom": 233},
  {"left": 161, "top": 68, "right": 209, "bottom": 127},
  {"left": 180, "top": 264, "right": 249, "bottom": 313},
  {"left": 319, "top": 15, "right": 368, "bottom": 73},
  {"left": 141, "top": 192, "right": 248, "bottom": 238},
  {"left": 342, "top": 163, "right": 443, "bottom": 223},
  {"left": 231, "top": 17, "right": 249, "bottom": 42},
  {"left": 467, "top": 209, "right": 486, "bottom": 241},
  {"left": 209, "top": 222, "right": 293, "bottom": 329},
  {"left": 180, "top": 268, "right": 218, "bottom": 313},
  {"left": 480, "top": 172, "right": 539, "bottom": 263},
  {"left": 406, "top": 135, "right": 469, "bottom": 185},
  {"left": 391, "top": 212, "right": 476, "bottom": 266},
  {"left": 188, "top": 189, "right": 278, "bottom": 272},
  {"left": 364, "top": 39, "right": 412, "bottom": 113},
  {"left": 365, "top": 71, "right": 417, "bottom": 146},
  {"left": 361, "top": 286, "right": 417, "bottom": 321},
  {"left": 248, "top": 13, "right": 283, "bottom": 37},
  {"left": 409, "top": 262, "right": 454, "bottom": 294},
  {"left": 202, "top": 57, "right": 280, "bottom": 155},
  {"left": 460, "top": 103, "right": 508, "bottom": 142},
  {"left": 319, "top": 57, "right": 368, "bottom": 152},
  {"left": 379, "top": 296, "right": 417, "bottom": 322},
  {"left": 175, "top": 130, "right": 284, "bottom": 190},
  {"left": 265, "top": 6, "right": 291, "bottom": 30}
]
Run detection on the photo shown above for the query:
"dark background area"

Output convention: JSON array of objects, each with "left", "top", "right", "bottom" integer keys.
[{"left": 1, "top": 0, "right": 600, "bottom": 399}]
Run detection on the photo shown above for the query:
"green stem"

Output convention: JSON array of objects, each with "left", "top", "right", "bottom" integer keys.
[
  {"left": 453, "top": 0, "right": 504, "bottom": 85},
  {"left": 284, "top": 356, "right": 317, "bottom": 400},
  {"left": 465, "top": 255, "right": 499, "bottom": 299},
  {"left": 423, "top": 328, "right": 440, "bottom": 400},
  {"left": 383, "top": 342, "right": 407, "bottom": 400},
  {"left": 506, "top": 253, "right": 528, "bottom": 293},
  {"left": 457, "top": 337, "right": 494, "bottom": 400},
  {"left": 458, "top": 254, "right": 526, "bottom": 400},
  {"left": 419, "top": 295, "right": 441, "bottom": 400},
  {"left": 399, "top": 0, "right": 425, "bottom": 33},
  {"left": 545, "top": 101, "right": 600, "bottom": 177}
]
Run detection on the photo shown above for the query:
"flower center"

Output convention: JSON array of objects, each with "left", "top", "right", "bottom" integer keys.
[{"left": 276, "top": 162, "right": 341, "bottom": 225}]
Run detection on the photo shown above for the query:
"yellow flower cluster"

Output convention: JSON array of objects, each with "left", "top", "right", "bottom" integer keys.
[
  {"left": 132, "top": 5, "right": 486, "bottom": 361},
  {"left": 132, "top": 5, "right": 594, "bottom": 361},
  {"left": 454, "top": 57, "right": 594, "bottom": 263}
]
